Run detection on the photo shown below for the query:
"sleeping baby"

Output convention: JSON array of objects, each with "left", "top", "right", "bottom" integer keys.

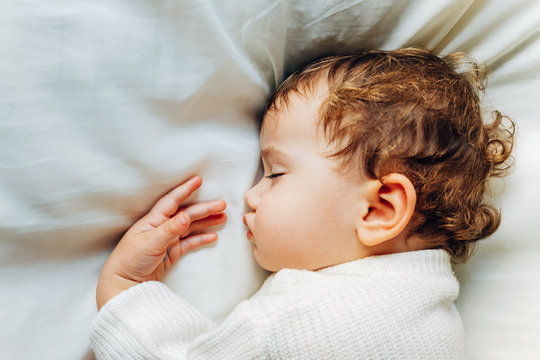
[{"left": 90, "top": 47, "right": 514, "bottom": 359}]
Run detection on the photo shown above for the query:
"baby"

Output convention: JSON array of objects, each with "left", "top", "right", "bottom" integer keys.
[{"left": 90, "top": 48, "right": 514, "bottom": 359}]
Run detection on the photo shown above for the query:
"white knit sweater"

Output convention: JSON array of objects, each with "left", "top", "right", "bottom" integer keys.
[{"left": 90, "top": 249, "right": 464, "bottom": 359}]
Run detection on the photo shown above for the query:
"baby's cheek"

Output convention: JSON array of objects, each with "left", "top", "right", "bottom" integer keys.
[
  {"left": 305, "top": 192, "right": 349, "bottom": 236},
  {"left": 258, "top": 203, "right": 294, "bottom": 243}
]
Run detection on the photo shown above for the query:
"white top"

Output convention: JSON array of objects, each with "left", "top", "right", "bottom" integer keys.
[{"left": 90, "top": 249, "right": 464, "bottom": 359}]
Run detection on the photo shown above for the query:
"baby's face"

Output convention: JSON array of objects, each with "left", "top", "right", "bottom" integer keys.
[{"left": 243, "top": 89, "right": 369, "bottom": 272}]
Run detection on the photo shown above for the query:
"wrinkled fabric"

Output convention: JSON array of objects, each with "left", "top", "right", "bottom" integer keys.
[{"left": 1, "top": 0, "right": 539, "bottom": 359}]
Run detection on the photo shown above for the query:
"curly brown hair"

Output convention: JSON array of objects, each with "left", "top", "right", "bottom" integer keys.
[{"left": 267, "top": 47, "right": 515, "bottom": 263}]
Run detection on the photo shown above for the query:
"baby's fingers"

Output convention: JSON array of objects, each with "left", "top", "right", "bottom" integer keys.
[
  {"left": 149, "top": 176, "right": 203, "bottom": 219},
  {"left": 187, "top": 213, "right": 227, "bottom": 234},
  {"left": 182, "top": 200, "right": 227, "bottom": 223},
  {"left": 150, "top": 212, "right": 192, "bottom": 248},
  {"left": 167, "top": 233, "right": 218, "bottom": 264}
]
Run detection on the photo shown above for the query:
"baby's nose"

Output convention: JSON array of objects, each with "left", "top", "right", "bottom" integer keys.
[{"left": 244, "top": 184, "right": 259, "bottom": 211}]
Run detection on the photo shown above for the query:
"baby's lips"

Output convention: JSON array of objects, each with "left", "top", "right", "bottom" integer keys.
[
  {"left": 243, "top": 214, "right": 254, "bottom": 234},
  {"left": 242, "top": 215, "right": 254, "bottom": 241}
]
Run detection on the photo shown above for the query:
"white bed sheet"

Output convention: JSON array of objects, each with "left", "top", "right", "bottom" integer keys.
[{"left": 1, "top": 0, "right": 539, "bottom": 359}]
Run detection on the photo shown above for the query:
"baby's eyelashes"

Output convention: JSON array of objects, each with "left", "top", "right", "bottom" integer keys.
[{"left": 265, "top": 173, "right": 284, "bottom": 179}]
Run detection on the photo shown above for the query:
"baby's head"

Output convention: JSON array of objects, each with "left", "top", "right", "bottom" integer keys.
[{"left": 244, "top": 47, "right": 514, "bottom": 272}]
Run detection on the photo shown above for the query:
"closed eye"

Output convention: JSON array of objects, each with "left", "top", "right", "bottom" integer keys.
[{"left": 265, "top": 173, "right": 284, "bottom": 179}]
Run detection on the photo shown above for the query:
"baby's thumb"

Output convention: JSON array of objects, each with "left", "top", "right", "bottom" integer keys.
[{"left": 152, "top": 212, "right": 191, "bottom": 247}]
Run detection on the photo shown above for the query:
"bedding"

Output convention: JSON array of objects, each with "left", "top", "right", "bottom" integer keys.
[{"left": 1, "top": 0, "right": 539, "bottom": 359}]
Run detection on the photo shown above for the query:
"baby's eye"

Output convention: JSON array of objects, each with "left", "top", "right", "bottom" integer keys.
[{"left": 265, "top": 173, "right": 284, "bottom": 179}]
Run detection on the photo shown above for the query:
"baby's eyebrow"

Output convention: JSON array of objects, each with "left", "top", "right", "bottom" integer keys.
[{"left": 261, "top": 146, "right": 289, "bottom": 161}]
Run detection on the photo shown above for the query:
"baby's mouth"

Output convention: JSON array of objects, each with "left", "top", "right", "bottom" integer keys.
[{"left": 243, "top": 214, "right": 254, "bottom": 241}]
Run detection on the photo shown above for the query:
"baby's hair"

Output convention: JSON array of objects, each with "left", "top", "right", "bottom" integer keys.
[{"left": 266, "top": 47, "right": 515, "bottom": 263}]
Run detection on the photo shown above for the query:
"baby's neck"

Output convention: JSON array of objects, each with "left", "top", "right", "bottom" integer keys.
[{"left": 362, "top": 233, "right": 426, "bottom": 258}]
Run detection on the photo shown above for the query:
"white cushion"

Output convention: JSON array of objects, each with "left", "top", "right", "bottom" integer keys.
[{"left": 1, "top": 0, "right": 538, "bottom": 358}]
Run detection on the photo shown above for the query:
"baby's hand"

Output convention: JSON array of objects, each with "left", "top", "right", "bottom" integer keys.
[{"left": 96, "top": 175, "right": 227, "bottom": 310}]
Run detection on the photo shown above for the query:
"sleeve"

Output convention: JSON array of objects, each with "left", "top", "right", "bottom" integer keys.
[{"left": 90, "top": 281, "right": 265, "bottom": 360}]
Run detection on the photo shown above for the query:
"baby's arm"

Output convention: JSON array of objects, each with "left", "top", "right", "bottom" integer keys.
[{"left": 96, "top": 175, "right": 227, "bottom": 310}]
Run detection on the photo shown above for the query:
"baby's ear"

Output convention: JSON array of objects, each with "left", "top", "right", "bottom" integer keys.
[{"left": 355, "top": 173, "right": 416, "bottom": 246}]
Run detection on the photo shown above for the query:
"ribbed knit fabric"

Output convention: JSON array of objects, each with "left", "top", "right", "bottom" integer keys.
[{"left": 90, "top": 249, "right": 464, "bottom": 359}]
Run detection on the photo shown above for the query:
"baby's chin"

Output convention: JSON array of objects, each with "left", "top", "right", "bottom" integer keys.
[
  {"left": 252, "top": 248, "right": 273, "bottom": 272},
  {"left": 250, "top": 248, "right": 283, "bottom": 273}
]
